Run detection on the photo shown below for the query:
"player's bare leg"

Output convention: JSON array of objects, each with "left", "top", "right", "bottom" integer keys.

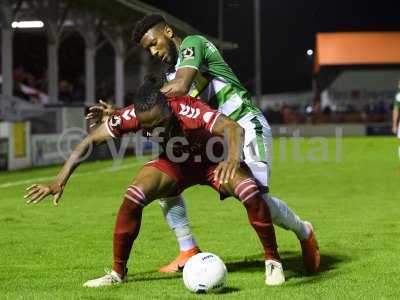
[
  {"left": 158, "top": 195, "right": 200, "bottom": 273},
  {"left": 219, "top": 168, "right": 285, "bottom": 286},
  {"left": 83, "top": 166, "right": 178, "bottom": 288}
]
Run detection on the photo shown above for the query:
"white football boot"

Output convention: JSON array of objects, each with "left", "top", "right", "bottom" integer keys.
[
  {"left": 83, "top": 269, "right": 126, "bottom": 288},
  {"left": 265, "top": 260, "right": 285, "bottom": 286}
]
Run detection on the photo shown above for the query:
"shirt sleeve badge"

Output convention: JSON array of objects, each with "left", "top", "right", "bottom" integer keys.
[
  {"left": 109, "top": 115, "right": 122, "bottom": 129},
  {"left": 182, "top": 47, "right": 195, "bottom": 60}
]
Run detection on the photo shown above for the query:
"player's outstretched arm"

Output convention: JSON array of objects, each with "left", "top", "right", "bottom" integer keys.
[
  {"left": 211, "top": 115, "right": 245, "bottom": 184},
  {"left": 392, "top": 106, "right": 399, "bottom": 135},
  {"left": 160, "top": 67, "right": 197, "bottom": 97},
  {"left": 24, "top": 123, "right": 112, "bottom": 206},
  {"left": 86, "top": 100, "right": 116, "bottom": 128}
]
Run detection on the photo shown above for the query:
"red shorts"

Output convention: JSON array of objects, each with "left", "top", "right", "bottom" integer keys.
[{"left": 145, "top": 156, "right": 222, "bottom": 196}]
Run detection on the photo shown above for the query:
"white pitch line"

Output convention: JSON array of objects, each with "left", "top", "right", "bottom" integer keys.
[{"left": 0, "top": 161, "right": 144, "bottom": 189}]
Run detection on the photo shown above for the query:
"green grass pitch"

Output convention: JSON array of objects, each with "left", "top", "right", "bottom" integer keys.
[{"left": 1, "top": 137, "right": 399, "bottom": 299}]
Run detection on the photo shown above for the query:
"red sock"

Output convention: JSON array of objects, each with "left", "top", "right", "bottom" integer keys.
[
  {"left": 235, "top": 178, "right": 280, "bottom": 261},
  {"left": 112, "top": 185, "right": 146, "bottom": 277}
]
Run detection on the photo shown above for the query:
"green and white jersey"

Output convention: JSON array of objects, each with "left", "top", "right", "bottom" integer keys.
[
  {"left": 165, "top": 35, "right": 261, "bottom": 125},
  {"left": 395, "top": 90, "right": 400, "bottom": 108}
]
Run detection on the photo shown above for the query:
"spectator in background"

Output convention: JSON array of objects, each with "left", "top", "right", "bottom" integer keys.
[
  {"left": 59, "top": 80, "right": 73, "bottom": 102},
  {"left": 281, "top": 103, "right": 299, "bottom": 124},
  {"left": 13, "top": 66, "right": 29, "bottom": 100},
  {"left": 392, "top": 80, "right": 400, "bottom": 163},
  {"left": 59, "top": 80, "right": 82, "bottom": 103},
  {"left": 13, "top": 66, "right": 25, "bottom": 84},
  {"left": 12, "top": 66, "right": 47, "bottom": 103}
]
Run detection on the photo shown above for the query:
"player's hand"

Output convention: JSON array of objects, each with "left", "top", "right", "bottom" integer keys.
[
  {"left": 24, "top": 182, "right": 64, "bottom": 206},
  {"left": 86, "top": 100, "right": 115, "bottom": 128},
  {"left": 392, "top": 124, "right": 398, "bottom": 135},
  {"left": 160, "top": 85, "right": 172, "bottom": 96},
  {"left": 213, "top": 158, "right": 240, "bottom": 184}
]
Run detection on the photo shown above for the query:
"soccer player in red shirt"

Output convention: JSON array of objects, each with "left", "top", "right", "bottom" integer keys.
[
  {"left": 25, "top": 77, "right": 286, "bottom": 286},
  {"left": 87, "top": 15, "right": 320, "bottom": 275}
]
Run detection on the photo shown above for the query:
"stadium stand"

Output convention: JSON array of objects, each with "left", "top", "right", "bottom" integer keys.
[{"left": 0, "top": 0, "right": 236, "bottom": 170}]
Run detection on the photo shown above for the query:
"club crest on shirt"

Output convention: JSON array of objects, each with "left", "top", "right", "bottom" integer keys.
[
  {"left": 182, "top": 47, "right": 195, "bottom": 60},
  {"left": 109, "top": 115, "right": 122, "bottom": 128}
]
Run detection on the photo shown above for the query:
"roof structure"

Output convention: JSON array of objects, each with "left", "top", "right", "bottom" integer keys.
[{"left": 0, "top": 0, "right": 237, "bottom": 115}]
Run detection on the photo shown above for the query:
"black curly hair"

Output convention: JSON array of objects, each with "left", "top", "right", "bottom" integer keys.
[
  {"left": 132, "top": 14, "right": 166, "bottom": 44},
  {"left": 133, "top": 74, "right": 167, "bottom": 113}
]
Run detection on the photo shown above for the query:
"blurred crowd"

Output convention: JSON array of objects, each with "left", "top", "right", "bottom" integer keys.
[
  {"left": 263, "top": 101, "right": 392, "bottom": 124},
  {"left": 5, "top": 66, "right": 394, "bottom": 124},
  {"left": 12, "top": 66, "right": 83, "bottom": 104}
]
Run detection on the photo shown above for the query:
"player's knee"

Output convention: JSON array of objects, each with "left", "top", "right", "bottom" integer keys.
[
  {"left": 220, "top": 167, "right": 252, "bottom": 196},
  {"left": 124, "top": 184, "right": 150, "bottom": 207},
  {"left": 234, "top": 178, "right": 260, "bottom": 204},
  {"left": 118, "top": 196, "right": 143, "bottom": 218}
]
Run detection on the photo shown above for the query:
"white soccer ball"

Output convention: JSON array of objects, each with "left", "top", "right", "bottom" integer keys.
[{"left": 182, "top": 252, "right": 227, "bottom": 293}]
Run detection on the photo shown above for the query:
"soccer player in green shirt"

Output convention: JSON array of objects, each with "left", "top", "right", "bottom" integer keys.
[{"left": 133, "top": 14, "right": 319, "bottom": 275}]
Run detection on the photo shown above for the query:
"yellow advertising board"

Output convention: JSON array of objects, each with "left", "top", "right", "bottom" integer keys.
[{"left": 13, "top": 122, "right": 26, "bottom": 158}]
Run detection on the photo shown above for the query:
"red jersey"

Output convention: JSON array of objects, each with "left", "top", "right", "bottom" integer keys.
[{"left": 106, "top": 96, "right": 222, "bottom": 158}]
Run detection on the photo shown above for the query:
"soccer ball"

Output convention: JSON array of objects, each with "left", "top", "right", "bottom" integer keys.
[{"left": 182, "top": 252, "right": 227, "bottom": 293}]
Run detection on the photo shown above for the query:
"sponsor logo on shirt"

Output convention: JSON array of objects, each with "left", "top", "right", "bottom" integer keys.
[
  {"left": 179, "top": 104, "right": 200, "bottom": 118},
  {"left": 121, "top": 108, "right": 136, "bottom": 120},
  {"left": 182, "top": 47, "right": 195, "bottom": 60}
]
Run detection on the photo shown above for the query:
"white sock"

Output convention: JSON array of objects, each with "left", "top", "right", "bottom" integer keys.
[
  {"left": 159, "top": 195, "right": 197, "bottom": 251},
  {"left": 175, "top": 225, "right": 197, "bottom": 251},
  {"left": 264, "top": 195, "right": 310, "bottom": 240}
]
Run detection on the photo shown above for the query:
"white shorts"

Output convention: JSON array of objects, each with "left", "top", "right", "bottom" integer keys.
[{"left": 239, "top": 114, "right": 272, "bottom": 188}]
